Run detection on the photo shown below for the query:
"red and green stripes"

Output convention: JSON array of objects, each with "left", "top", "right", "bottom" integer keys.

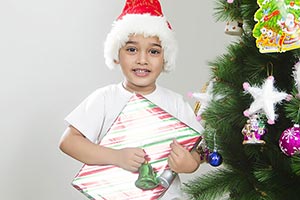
[{"left": 72, "top": 94, "right": 201, "bottom": 200}]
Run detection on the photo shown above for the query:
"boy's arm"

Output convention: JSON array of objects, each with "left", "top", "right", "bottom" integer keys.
[{"left": 59, "top": 125, "right": 145, "bottom": 172}]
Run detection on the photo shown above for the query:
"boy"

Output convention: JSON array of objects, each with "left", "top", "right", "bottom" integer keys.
[{"left": 59, "top": 0, "right": 204, "bottom": 199}]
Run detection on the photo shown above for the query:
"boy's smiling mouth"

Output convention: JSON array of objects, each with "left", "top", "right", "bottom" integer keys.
[{"left": 133, "top": 68, "right": 151, "bottom": 76}]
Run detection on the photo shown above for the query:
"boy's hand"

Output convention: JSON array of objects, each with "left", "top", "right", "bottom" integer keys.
[
  {"left": 115, "top": 147, "right": 146, "bottom": 172},
  {"left": 168, "top": 139, "right": 199, "bottom": 173}
]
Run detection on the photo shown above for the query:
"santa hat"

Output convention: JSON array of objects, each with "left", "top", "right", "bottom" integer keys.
[{"left": 104, "top": 0, "right": 178, "bottom": 72}]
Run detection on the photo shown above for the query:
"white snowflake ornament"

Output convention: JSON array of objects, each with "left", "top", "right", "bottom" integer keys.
[
  {"left": 188, "top": 80, "right": 223, "bottom": 121},
  {"left": 243, "top": 76, "right": 290, "bottom": 125},
  {"left": 188, "top": 81, "right": 214, "bottom": 121}
]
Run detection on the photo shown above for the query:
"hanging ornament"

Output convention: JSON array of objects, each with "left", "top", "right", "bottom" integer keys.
[
  {"left": 208, "top": 132, "right": 223, "bottom": 167},
  {"left": 253, "top": 0, "right": 300, "bottom": 53},
  {"left": 157, "top": 168, "right": 177, "bottom": 189},
  {"left": 195, "top": 137, "right": 210, "bottom": 162},
  {"left": 243, "top": 75, "right": 290, "bottom": 124},
  {"left": 279, "top": 62, "right": 300, "bottom": 156},
  {"left": 189, "top": 80, "right": 223, "bottom": 121},
  {"left": 279, "top": 124, "right": 300, "bottom": 157},
  {"left": 208, "top": 150, "right": 223, "bottom": 167},
  {"left": 241, "top": 113, "right": 267, "bottom": 144},
  {"left": 135, "top": 160, "right": 159, "bottom": 190},
  {"left": 225, "top": 20, "right": 243, "bottom": 36},
  {"left": 188, "top": 81, "right": 214, "bottom": 121}
]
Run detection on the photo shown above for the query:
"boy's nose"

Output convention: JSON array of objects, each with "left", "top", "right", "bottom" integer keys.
[{"left": 136, "top": 52, "right": 148, "bottom": 65}]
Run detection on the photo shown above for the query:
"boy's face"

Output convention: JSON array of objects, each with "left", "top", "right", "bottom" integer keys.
[{"left": 116, "top": 34, "right": 164, "bottom": 95}]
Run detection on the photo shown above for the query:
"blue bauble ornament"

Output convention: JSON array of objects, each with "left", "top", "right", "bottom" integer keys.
[{"left": 208, "top": 150, "right": 223, "bottom": 167}]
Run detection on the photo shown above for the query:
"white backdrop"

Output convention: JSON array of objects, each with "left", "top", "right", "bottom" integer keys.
[{"left": 0, "top": 0, "right": 234, "bottom": 199}]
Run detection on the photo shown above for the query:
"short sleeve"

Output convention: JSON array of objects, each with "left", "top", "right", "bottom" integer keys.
[{"left": 65, "top": 90, "right": 105, "bottom": 143}]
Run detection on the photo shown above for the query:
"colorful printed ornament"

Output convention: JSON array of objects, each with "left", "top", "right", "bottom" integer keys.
[
  {"left": 241, "top": 113, "right": 267, "bottom": 144},
  {"left": 243, "top": 76, "right": 290, "bottom": 124},
  {"left": 279, "top": 124, "right": 300, "bottom": 157},
  {"left": 253, "top": 0, "right": 300, "bottom": 53}
]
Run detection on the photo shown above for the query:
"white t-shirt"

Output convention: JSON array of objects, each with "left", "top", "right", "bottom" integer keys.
[{"left": 65, "top": 83, "right": 204, "bottom": 199}]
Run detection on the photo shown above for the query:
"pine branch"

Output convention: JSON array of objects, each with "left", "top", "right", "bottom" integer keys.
[
  {"left": 183, "top": 168, "right": 233, "bottom": 200},
  {"left": 291, "top": 156, "right": 300, "bottom": 176},
  {"left": 285, "top": 89, "right": 300, "bottom": 124},
  {"left": 186, "top": 0, "right": 300, "bottom": 199}
]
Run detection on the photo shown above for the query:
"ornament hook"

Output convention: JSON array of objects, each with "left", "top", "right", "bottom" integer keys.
[
  {"left": 208, "top": 130, "right": 223, "bottom": 167},
  {"left": 267, "top": 62, "right": 274, "bottom": 77}
]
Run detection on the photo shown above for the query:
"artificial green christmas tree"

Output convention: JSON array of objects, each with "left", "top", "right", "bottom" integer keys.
[{"left": 184, "top": 0, "right": 300, "bottom": 199}]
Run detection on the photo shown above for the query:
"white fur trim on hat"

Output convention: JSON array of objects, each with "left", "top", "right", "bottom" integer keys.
[{"left": 104, "top": 14, "right": 178, "bottom": 72}]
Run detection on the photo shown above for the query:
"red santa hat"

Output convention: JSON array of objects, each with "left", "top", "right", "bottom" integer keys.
[{"left": 104, "top": 0, "right": 178, "bottom": 72}]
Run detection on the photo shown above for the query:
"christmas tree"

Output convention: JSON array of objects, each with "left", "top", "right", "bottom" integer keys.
[{"left": 184, "top": 0, "right": 300, "bottom": 199}]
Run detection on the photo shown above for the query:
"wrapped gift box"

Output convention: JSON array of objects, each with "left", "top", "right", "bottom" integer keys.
[{"left": 72, "top": 94, "right": 201, "bottom": 200}]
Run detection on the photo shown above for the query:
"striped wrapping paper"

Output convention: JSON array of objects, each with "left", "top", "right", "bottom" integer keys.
[{"left": 72, "top": 94, "right": 201, "bottom": 200}]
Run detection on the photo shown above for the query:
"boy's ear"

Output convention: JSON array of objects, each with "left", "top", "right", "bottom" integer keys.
[{"left": 114, "top": 59, "right": 120, "bottom": 64}]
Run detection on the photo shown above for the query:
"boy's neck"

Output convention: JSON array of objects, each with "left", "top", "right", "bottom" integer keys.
[{"left": 122, "top": 81, "right": 156, "bottom": 95}]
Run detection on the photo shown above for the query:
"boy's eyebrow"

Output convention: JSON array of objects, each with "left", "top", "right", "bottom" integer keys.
[
  {"left": 125, "top": 40, "right": 162, "bottom": 48},
  {"left": 125, "top": 41, "right": 137, "bottom": 45},
  {"left": 152, "top": 43, "right": 162, "bottom": 48}
]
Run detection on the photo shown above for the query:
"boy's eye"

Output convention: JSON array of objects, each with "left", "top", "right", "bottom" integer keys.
[
  {"left": 149, "top": 49, "right": 161, "bottom": 55},
  {"left": 126, "top": 47, "right": 137, "bottom": 53}
]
